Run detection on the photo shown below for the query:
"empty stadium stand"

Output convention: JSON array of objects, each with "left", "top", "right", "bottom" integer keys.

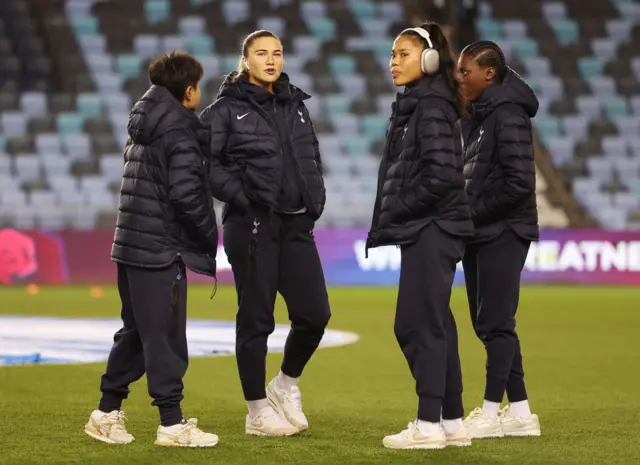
[{"left": 2, "top": 0, "right": 636, "bottom": 231}]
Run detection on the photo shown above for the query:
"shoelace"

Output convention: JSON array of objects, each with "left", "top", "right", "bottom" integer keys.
[
  {"left": 182, "top": 418, "right": 206, "bottom": 437},
  {"left": 283, "top": 388, "right": 303, "bottom": 412},
  {"left": 105, "top": 411, "right": 128, "bottom": 434},
  {"left": 467, "top": 408, "right": 484, "bottom": 420}
]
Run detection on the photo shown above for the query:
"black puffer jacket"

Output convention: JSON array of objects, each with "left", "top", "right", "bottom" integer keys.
[
  {"left": 199, "top": 73, "right": 325, "bottom": 220},
  {"left": 462, "top": 67, "right": 539, "bottom": 243},
  {"left": 367, "top": 75, "right": 473, "bottom": 251},
  {"left": 111, "top": 85, "right": 218, "bottom": 277}
]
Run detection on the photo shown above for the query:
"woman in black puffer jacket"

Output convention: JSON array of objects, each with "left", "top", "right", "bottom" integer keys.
[
  {"left": 367, "top": 22, "right": 474, "bottom": 450},
  {"left": 199, "top": 30, "right": 329, "bottom": 438},
  {"left": 457, "top": 41, "right": 541, "bottom": 439}
]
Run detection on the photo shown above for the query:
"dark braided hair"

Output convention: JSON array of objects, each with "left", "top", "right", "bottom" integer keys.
[
  {"left": 460, "top": 40, "right": 507, "bottom": 83},
  {"left": 399, "top": 21, "right": 464, "bottom": 115}
]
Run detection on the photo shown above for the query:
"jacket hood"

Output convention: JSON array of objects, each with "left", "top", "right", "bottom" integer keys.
[
  {"left": 128, "top": 85, "right": 204, "bottom": 145},
  {"left": 471, "top": 67, "right": 539, "bottom": 121},
  {"left": 394, "top": 74, "right": 459, "bottom": 116},
  {"left": 216, "top": 72, "right": 310, "bottom": 104}
]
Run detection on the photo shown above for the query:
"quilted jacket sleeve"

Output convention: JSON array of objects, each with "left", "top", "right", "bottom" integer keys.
[
  {"left": 166, "top": 128, "right": 219, "bottom": 253},
  {"left": 395, "top": 102, "right": 460, "bottom": 218},
  {"left": 199, "top": 99, "right": 248, "bottom": 207},
  {"left": 472, "top": 110, "right": 535, "bottom": 224}
]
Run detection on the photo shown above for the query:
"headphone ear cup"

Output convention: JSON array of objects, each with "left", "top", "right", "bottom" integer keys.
[{"left": 421, "top": 49, "right": 440, "bottom": 74}]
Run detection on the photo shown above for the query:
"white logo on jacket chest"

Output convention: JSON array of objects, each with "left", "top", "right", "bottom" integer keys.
[
  {"left": 237, "top": 112, "right": 250, "bottom": 120},
  {"left": 298, "top": 110, "right": 305, "bottom": 123}
]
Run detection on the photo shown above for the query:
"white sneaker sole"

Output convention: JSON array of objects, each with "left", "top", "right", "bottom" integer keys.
[
  {"left": 383, "top": 441, "right": 446, "bottom": 450},
  {"left": 446, "top": 438, "right": 472, "bottom": 447},
  {"left": 468, "top": 431, "right": 505, "bottom": 439},
  {"left": 245, "top": 426, "right": 299, "bottom": 437},
  {"left": 266, "top": 389, "right": 308, "bottom": 432},
  {"left": 84, "top": 425, "right": 133, "bottom": 444},
  {"left": 154, "top": 439, "right": 219, "bottom": 447},
  {"left": 503, "top": 429, "right": 541, "bottom": 437}
]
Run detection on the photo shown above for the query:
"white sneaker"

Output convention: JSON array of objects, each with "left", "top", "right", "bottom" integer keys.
[
  {"left": 84, "top": 409, "right": 135, "bottom": 444},
  {"left": 382, "top": 422, "right": 446, "bottom": 450},
  {"left": 463, "top": 407, "right": 504, "bottom": 439},
  {"left": 500, "top": 405, "right": 541, "bottom": 437},
  {"left": 444, "top": 424, "right": 472, "bottom": 447},
  {"left": 155, "top": 418, "right": 219, "bottom": 447},
  {"left": 266, "top": 378, "right": 308, "bottom": 431},
  {"left": 245, "top": 405, "right": 299, "bottom": 437}
]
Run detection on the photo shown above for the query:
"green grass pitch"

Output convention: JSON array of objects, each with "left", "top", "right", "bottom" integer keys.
[{"left": 1, "top": 285, "right": 639, "bottom": 464}]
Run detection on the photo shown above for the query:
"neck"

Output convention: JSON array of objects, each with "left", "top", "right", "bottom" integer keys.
[{"left": 249, "top": 75, "right": 274, "bottom": 93}]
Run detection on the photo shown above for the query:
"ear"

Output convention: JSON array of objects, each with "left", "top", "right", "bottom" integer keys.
[
  {"left": 485, "top": 66, "right": 496, "bottom": 82},
  {"left": 184, "top": 85, "right": 193, "bottom": 102},
  {"left": 244, "top": 59, "right": 250, "bottom": 70}
]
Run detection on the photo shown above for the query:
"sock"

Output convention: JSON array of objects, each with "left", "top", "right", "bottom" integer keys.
[
  {"left": 482, "top": 400, "right": 500, "bottom": 418},
  {"left": 416, "top": 419, "right": 442, "bottom": 436},
  {"left": 510, "top": 400, "right": 532, "bottom": 418},
  {"left": 247, "top": 398, "right": 269, "bottom": 419},
  {"left": 442, "top": 418, "right": 463, "bottom": 435},
  {"left": 276, "top": 370, "right": 299, "bottom": 391}
]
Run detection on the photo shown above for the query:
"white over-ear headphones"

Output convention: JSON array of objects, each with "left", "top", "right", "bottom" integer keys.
[{"left": 401, "top": 27, "right": 440, "bottom": 75}]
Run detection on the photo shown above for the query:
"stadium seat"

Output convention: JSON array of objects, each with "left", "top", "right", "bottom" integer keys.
[
  {"left": 603, "top": 97, "right": 629, "bottom": 120},
  {"left": 70, "top": 16, "right": 99, "bottom": 37},
  {"left": 116, "top": 55, "right": 142, "bottom": 80},
  {"left": 76, "top": 93, "right": 103, "bottom": 118},
  {"left": 56, "top": 113, "right": 85, "bottom": 134},
  {"left": 602, "top": 136, "right": 628, "bottom": 157},
  {"left": 20, "top": 92, "right": 47, "bottom": 117},
  {"left": 592, "top": 38, "right": 617, "bottom": 61},
  {"left": 133, "top": 35, "right": 161, "bottom": 60},
  {"left": 1, "top": 112, "right": 28, "bottom": 137},
  {"left": 476, "top": 19, "right": 502, "bottom": 42},
  {"left": 257, "top": 17, "right": 286, "bottom": 38},
  {"left": 178, "top": 16, "right": 206, "bottom": 36},
  {"left": 550, "top": 19, "right": 579, "bottom": 45},
  {"left": 144, "top": 0, "right": 170, "bottom": 24},
  {"left": 222, "top": 0, "right": 250, "bottom": 25},
  {"left": 329, "top": 55, "right": 357, "bottom": 76},
  {"left": 186, "top": 36, "right": 214, "bottom": 55},
  {"left": 513, "top": 39, "right": 539, "bottom": 60},
  {"left": 349, "top": 0, "right": 376, "bottom": 20},
  {"left": 534, "top": 117, "right": 562, "bottom": 143},
  {"left": 307, "top": 18, "right": 336, "bottom": 42},
  {"left": 542, "top": 2, "right": 567, "bottom": 21},
  {"left": 578, "top": 57, "right": 605, "bottom": 80},
  {"left": 42, "top": 155, "right": 73, "bottom": 177},
  {"left": 502, "top": 20, "right": 527, "bottom": 39}
]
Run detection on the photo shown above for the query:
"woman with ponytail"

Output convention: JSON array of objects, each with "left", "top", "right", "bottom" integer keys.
[
  {"left": 457, "top": 41, "right": 541, "bottom": 439},
  {"left": 199, "top": 30, "right": 329, "bottom": 438},
  {"left": 367, "top": 21, "right": 474, "bottom": 450}
]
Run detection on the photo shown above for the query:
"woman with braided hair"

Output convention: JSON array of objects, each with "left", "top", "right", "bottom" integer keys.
[{"left": 457, "top": 41, "right": 541, "bottom": 438}]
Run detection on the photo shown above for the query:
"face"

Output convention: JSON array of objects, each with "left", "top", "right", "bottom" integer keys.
[
  {"left": 389, "top": 35, "right": 424, "bottom": 87},
  {"left": 183, "top": 82, "right": 201, "bottom": 111},
  {"left": 245, "top": 36, "right": 283, "bottom": 87},
  {"left": 457, "top": 53, "right": 495, "bottom": 103}
]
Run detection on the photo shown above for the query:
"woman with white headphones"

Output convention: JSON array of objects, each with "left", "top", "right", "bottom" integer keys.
[{"left": 366, "top": 21, "right": 474, "bottom": 450}]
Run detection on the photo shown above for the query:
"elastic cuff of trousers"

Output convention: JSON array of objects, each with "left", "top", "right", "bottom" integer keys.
[
  {"left": 484, "top": 377, "right": 507, "bottom": 404},
  {"left": 244, "top": 390, "right": 267, "bottom": 402},
  {"left": 417, "top": 397, "right": 442, "bottom": 423},
  {"left": 280, "top": 363, "right": 303, "bottom": 379},
  {"left": 98, "top": 393, "right": 123, "bottom": 413},
  {"left": 159, "top": 405, "right": 183, "bottom": 427},
  {"left": 441, "top": 394, "right": 464, "bottom": 420},
  {"left": 506, "top": 383, "right": 528, "bottom": 404}
]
